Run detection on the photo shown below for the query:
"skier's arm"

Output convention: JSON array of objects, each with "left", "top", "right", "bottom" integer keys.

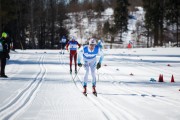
[
  {"left": 98, "top": 48, "right": 104, "bottom": 64},
  {"left": 66, "top": 42, "right": 69, "bottom": 50},
  {"left": 78, "top": 48, "right": 83, "bottom": 64},
  {"left": 77, "top": 42, "right": 81, "bottom": 49}
]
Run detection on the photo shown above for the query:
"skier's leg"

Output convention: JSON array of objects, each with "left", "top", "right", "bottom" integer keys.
[
  {"left": 83, "top": 62, "right": 89, "bottom": 87},
  {"left": 62, "top": 43, "right": 65, "bottom": 54},
  {"left": 61, "top": 43, "right": 64, "bottom": 54},
  {"left": 90, "top": 61, "right": 96, "bottom": 87},
  {"left": 70, "top": 53, "right": 73, "bottom": 72},
  {"left": 1, "top": 57, "right": 6, "bottom": 76},
  {"left": 74, "top": 53, "right": 77, "bottom": 72},
  {"left": 61, "top": 43, "right": 62, "bottom": 54}
]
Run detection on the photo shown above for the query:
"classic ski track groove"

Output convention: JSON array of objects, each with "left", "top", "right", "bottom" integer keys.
[{"left": 0, "top": 54, "right": 47, "bottom": 120}]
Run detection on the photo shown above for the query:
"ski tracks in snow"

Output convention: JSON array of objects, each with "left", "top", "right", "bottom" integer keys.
[
  {"left": 0, "top": 54, "right": 47, "bottom": 120},
  {"left": 58, "top": 54, "right": 139, "bottom": 120}
]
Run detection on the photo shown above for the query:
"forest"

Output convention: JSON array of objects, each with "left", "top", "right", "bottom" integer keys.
[{"left": 0, "top": 0, "right": 179, "bottom": 49}]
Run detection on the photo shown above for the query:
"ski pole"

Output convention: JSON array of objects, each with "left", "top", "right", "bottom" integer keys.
[
  {"left": 72, "top": 66, "right": 81, "bottom": 81},
  {"left": 97, "top": 69, "right": 100, "bottom": 82}
]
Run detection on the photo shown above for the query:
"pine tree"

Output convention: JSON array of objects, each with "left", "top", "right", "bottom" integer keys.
[
  {"left": 143, "top": 0, "right": 165, "bottom": 47},
  {"left": 94, "top": 0, "right": 104, "bottom": 17},
  {"left": 165, "top": 0, "right": 180, "bottom": 47},
  {"left": 103, "top": 21, "right": 110, "bottom": 35},
  {"left": 114, "top": 0, "right": 129, "bottom": 42}
]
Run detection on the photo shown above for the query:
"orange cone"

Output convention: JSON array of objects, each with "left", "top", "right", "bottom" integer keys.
[
  {"left": 159, "top": 74, "right": 164, "bottom": 82},
  {"left": 171, "top": 75, "right": 175, "bottom": 82},
  {"left": 161, "top": 74, "right": 164, "bottom": 82},
  {"left": 158, "top": 74, "right": 162, "bottom": 82}
]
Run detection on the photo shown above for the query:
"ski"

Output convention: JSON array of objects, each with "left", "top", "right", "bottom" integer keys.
[
  {"left": 83, "top": 92, "right": 87, "bottom": 96},
  {"left": 93, "top": 92, "right": 97, "bottom": 97}
]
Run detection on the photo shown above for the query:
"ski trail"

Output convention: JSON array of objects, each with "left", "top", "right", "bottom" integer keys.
[
  {"left": 102, "top": 67, "right": 180, "bottom": 107},
  {"left": 58, "top": 53, "right": 116, "bottom": 120},
  {"left": 2, "top": 52, "right": 24, "bottom": 82},
  {"left": 106, "top": 62, "right": 180, "bottom": 107},
  {"left": 0, "top": 54, "right": 47, "bottom": 120},
  {"left": 106, "top": 66, "right": 180, "bottom": 107},
  {"left": 75, "top": 76, "right": 116, "bottom": 120},
  {"left": 0, "top": 55, "right": 43, "bottom": 113},
  {"left": 97, "top": 95, "right": 139, "bottom": 120},
  {"left": 75, "top": 74, "right": 138, "bottom": 120},
  {"left": 121, "top": 83, "right": 180, "bottom": 106}
]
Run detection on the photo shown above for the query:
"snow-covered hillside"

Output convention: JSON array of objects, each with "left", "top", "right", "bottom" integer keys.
[
  {"left": 66, "top": 7, "right": 148, "bottom": 49},
  {"left": 0, "top": 48, "right": 180, "bottom": 120}
]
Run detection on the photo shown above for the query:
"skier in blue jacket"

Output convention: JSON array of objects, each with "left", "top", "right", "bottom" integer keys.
[
  {"left": 60, "top": 36, "right": 67, "bottom": 54},
  {"left": 78, "top": 38, "right": 104, "bottom": 95}
]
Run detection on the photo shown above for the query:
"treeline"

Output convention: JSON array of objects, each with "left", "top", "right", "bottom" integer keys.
[
  {"left": 0, "top": 0, "right": 68, "bottom": 49},
  {"left": 143, "top": 0, "right": 180, "bottom": 47},
  {"left": 0, "top": 0, "right": 179, "bottom": 49},
  {"left": 0, "top": 0, "right": 143, "bottom": 49}
]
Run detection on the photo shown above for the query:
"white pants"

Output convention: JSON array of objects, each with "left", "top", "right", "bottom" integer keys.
[{"left": 83, "top": 60, "right": 96, "bottom": 87}]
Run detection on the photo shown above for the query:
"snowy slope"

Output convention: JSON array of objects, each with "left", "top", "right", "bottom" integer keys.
[{"left": 0, "top": 48, "right": 180, "bottom": 120}]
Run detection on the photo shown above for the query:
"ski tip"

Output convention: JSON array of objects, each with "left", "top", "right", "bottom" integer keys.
[
  {"left": 83, "top": 93, "right": 87, "bottom": 96},
  {"left": 93, "top": 92, "right": 97, "bottom": 97}
]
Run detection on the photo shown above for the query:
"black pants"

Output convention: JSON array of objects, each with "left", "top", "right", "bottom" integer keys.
[{"left": 0, "top": 57, "right": 6, "bottom": 75}]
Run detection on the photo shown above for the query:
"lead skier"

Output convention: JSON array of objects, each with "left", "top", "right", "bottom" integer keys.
[{"left": 78, "top": 38, "right": 104, "bottom": 95}]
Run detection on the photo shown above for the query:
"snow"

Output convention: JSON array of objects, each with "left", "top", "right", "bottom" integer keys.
[
  {"left": 102, "top": 8, "right": 114, "bottom": 16},
  {"left": 0, "top": 48, "right": 180, "bottom": 120}
]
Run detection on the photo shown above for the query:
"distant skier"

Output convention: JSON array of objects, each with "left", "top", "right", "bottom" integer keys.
[
  {"left": 66, "top": 37, "right": 81, "bottom": 74},
  {"left": 78, "top": 38, "right": 104, "bottom": 95},
  {"left": 0, "top": 32, "right": 11, "bottom": 78},
  {"left": 60, "top": 35, "right": 67, "bottom": 54}
]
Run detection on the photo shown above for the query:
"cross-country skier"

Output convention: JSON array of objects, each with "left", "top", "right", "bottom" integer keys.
[
  {"left": 77, "top": 38, "right": 104, "bottom": 95},
  {"left": 60, "top": 35, "right": 67, "bottom": 54},
  {"left": 66, "top": 37, "right": 81, "bottom": 74}
]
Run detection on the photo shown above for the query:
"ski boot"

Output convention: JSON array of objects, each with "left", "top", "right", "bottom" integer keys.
[
  {"left": 83, "top": 86, "right": 87, "bottom": 96},
  {"left": 75, "top": 69, "right": 77, "bottom": 74},
  {"left": 70, "top": 70, "right": 72, "bottom": 74},
  {"left": 1, "top": 74, "right": 8, "bottom": 78},
  {"left": 92, "top": 86, "right": 97, "bottom": 96}
]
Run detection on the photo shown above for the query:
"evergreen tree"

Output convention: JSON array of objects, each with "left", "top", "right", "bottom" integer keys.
[
  {"left": 94, "top": 0, "right": 104, "bottom": 17},
  {"left": 114, "top": 0, "right": 129, "bottom": 42},
  {"left": 165, "top": 0, "right": 180, "bottom": 47},
  {"left": 103, "top": 21, "right": 110, "bottom": 35},
  {"left": 143, "top": 0, "right": 165, "bottom": 47}
]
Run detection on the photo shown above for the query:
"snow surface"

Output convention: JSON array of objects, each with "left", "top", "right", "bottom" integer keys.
[{"left": 0, "top": 48, "right": 180, "bottom": 120}]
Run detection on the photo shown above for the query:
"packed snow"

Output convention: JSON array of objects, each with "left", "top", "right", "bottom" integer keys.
[{"left": 0, "top": 48, "right": 180, "bottom": 120}]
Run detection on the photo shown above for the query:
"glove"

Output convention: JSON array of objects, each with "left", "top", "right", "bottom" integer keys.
[
  {"left": 96, "top": 62, "right": 101, "bottom": 70},
  {"left": 78, "top": 63, "right": 82, "bottom": 67}
]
